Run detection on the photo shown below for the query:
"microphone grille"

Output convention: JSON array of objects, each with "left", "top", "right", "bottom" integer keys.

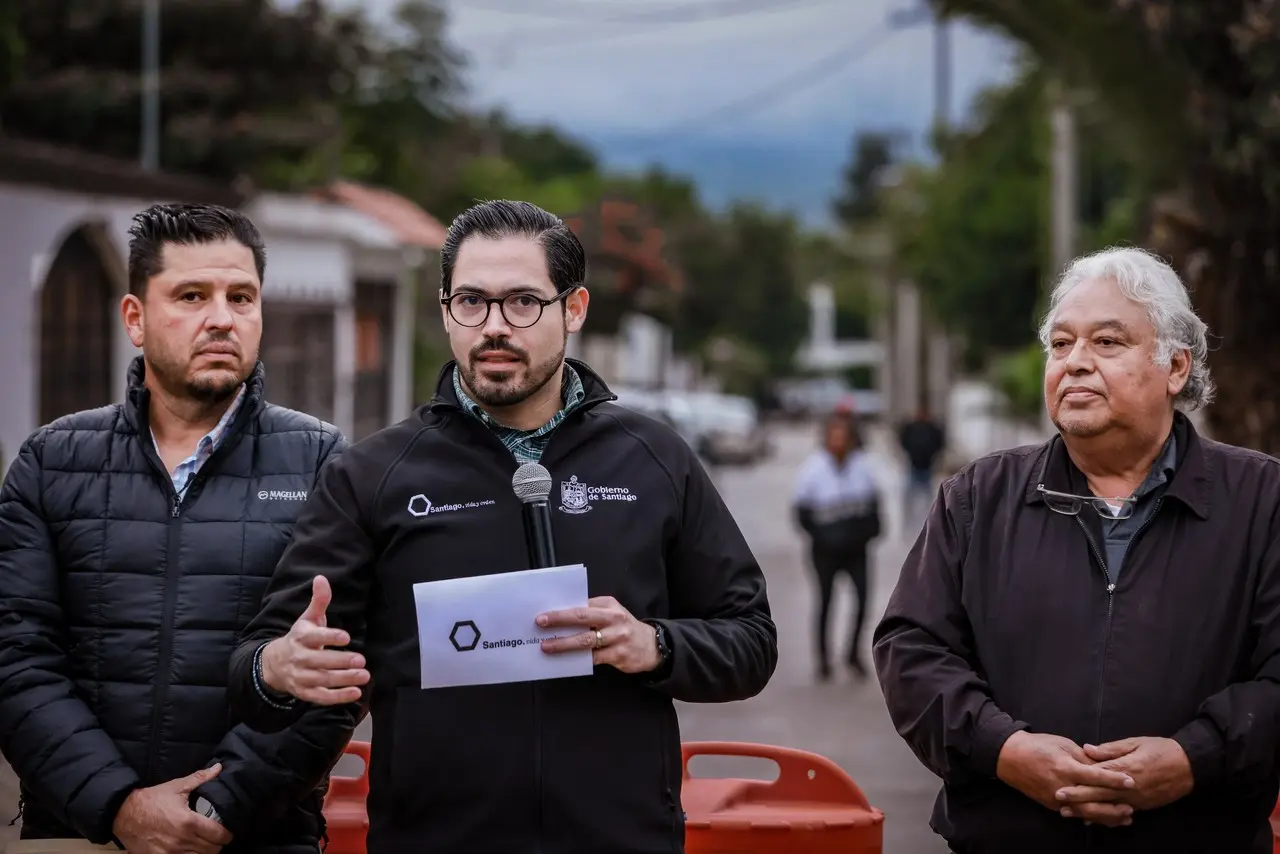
[{"left": 511, "top": 462, "right": 553, "bottom": 503}]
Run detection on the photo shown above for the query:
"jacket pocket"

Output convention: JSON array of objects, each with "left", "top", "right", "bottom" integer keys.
[
  {"left": 540, "top": 680, "right": 678, "bottom": 848},
  {"left": 387, "top": 684, "right": 532, "bottom": 828}
]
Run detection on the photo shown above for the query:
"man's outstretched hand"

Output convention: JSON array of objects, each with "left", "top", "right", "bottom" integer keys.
[{"left": 259, "top": 575, "right": 369, "bottom": 705}]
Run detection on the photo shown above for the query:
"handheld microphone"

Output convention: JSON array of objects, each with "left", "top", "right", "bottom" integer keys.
[{"left": 512, "top": 462, "right": 557, "bottom": 569}]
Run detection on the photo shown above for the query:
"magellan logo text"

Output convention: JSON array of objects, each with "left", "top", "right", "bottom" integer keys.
[{"left": 257, "top": 490, "right": 308, "bottom": 501}]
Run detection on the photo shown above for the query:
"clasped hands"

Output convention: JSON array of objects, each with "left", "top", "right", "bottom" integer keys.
[{"left": 996, "top": 731, "right": 1194, "bottom": 828}]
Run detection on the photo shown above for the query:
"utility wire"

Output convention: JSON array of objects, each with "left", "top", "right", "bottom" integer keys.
[
  {"left": 464, "top": 0, "right": 836, "bottom": 25},
  {"left": 639, "top": 23, "right": 894, "bottom": 138},
  {"left": 475, "top": 0, "right": 847, "bottom": 54}
]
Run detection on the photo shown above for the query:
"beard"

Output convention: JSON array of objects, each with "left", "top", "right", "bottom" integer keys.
[
  {"left": 460, "top": 337, "right": 565, "bottom": 408},
  {"left": 147, "top": 333, "right": 251, "bottom": 406}
]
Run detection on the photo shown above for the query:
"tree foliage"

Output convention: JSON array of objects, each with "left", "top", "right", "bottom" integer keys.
[
  {"left": 0, "top": 0, "right": 412, "bottom": 182},
  {"left": 0, "top": 0, "right": 818, "bottom": 388},
  {"left": 931, "top": 0, "right": 1280, "bottom": 452},
  {"left": 868, "top": 56, "right": 1145, "bottom": 370},
  {"left": 832, "top": 131, "right": 906, "bottom": 227}
]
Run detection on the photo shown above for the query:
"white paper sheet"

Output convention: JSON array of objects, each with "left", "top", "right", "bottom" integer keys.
[{"left": 412, "top": 563, "right": 594, "bottom": 689}]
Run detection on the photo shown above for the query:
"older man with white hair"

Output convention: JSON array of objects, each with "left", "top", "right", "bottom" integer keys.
[{"left": 874, "top": 246, "right": 1280, "bottom": 853}]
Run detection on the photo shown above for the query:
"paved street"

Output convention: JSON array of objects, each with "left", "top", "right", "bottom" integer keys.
[
  {"left": 0, "top": 420, "right": 947, "bottom": 853},
  {"left": 671, "top": 421, "right": 946, "bottom": 853}
]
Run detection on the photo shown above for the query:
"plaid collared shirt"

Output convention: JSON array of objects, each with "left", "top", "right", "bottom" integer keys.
[
  {"left": 453, "top": 364, "right": 586, "bottom": 464},
  {"left": 152, "top": 384, "right": 247, "bottom": 500}
]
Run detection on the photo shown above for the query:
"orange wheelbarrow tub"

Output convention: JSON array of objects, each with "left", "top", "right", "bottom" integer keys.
[
  {"left": 681, "top": 741, "right": 885, "bottom": 854},
  {"left": 322, "top": 740, "right": 370, "bottom": 854}
]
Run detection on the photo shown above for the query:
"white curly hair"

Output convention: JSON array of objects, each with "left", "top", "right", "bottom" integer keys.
[{"left": 1038, "top": 246, "right": 1214, "bottom": 411}]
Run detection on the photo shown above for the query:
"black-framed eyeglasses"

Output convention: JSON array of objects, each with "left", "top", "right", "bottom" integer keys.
[
  {"left": 441, "top": 288, "right": 575, "bottom": 329},
  {"left": 1036, "top": 484, "right": 1136, "bottom": 520}
]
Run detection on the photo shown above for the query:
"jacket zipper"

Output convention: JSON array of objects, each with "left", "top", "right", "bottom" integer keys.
[
  {"left": 442, "top": 399, "right": 605, "bottom": 851},
  {"left": 143, "top": 473, "right": 199, "bottom": 783},
  {"left": 136, "top": 416, "right": 247, "bottom": 781},
  {"left": 1076, "top": 519, "right": 1114, "bottom": 746},
  {"left": 139, "top": 443, "right": 182, "bottom": 783},
  {"left": 533, "top": 683, "right": 543, "bottom": 852},
  {"left": 1082, "top": 497, "right": 1164, "bottom": 743},
  {"left": 1075, "top": 498, "right": 1163, "bottom": 849}
]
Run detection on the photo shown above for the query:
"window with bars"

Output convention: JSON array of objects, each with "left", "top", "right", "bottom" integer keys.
[
  {"left": 353, "top": 280, "right": 395, "bottom": 440},
  {"left": 259, "top": 303, "right": 336, "bottom": 421},
  {"left": 39, "top": 227, "right": 115, "bottom": 426}
]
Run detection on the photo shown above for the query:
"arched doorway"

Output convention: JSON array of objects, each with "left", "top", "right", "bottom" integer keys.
[{"left": 39, "top": 226, "right": 117, "bottom": 425}]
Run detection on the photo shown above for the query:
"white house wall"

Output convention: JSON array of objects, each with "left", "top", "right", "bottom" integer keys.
[
  {"left": 0, "top": 182, "right": 155, "bottom": 471},
  {"left": 0, "top": 184, "right": 424, "bottom": 471},
  {"left": 260, "top": 236, "right": 351, "bottom": 304}
]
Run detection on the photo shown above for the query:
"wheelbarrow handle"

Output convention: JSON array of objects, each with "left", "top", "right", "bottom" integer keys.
[{"left": 680, "top": 741, "right": 872, "bottom": 809}]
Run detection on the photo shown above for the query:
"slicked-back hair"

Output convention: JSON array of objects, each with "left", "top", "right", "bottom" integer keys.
[
  {"left": 440, "top": 199, "right": 587, "bottom": 296},
  {"left": 127, "top": 203, "right": 266, "bottom": 299}
]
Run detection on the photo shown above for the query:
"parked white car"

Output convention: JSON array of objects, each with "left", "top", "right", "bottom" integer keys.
[{"left": 609, "top": 388, "right": 769, "bottom": 466}]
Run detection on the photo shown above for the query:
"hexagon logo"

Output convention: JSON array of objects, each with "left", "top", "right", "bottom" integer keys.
[
  {"left": 449, "top": 620, "right": 480, "bottom": 652},
  {"left": 407, "top": 494, "right": 433, "bottom": 517}
]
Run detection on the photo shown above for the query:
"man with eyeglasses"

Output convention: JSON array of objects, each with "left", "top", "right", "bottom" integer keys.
[
  {"left": 225, "top": 199, "right": 778, "bottom": 854},
  {"left": 873, "top": 246, "right": 1280, "bottom": 854}
]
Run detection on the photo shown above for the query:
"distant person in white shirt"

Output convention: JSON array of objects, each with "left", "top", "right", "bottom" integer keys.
[{"left": 793, "top": 411, "right": 882, "bottom": 682}]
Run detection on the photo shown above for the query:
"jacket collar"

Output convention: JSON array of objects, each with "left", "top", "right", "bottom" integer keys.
[
  {"left": 123, "top": 354, "right": 266, "bottom": 437},
  {"left": 1024, "top": 410, "right": 1211, "bottom": 520},
  {"left": 426, "top": 357, "right": 617, "bottom": 414}
]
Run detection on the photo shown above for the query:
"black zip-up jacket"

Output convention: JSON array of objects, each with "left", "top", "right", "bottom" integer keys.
[
  {"left": 228, "top": 359, "right": 778, "bottom": 854},
  {"left": 0, "top": 357, "right": 358, "bottom": 851},
  {"left": 873, "top": 413, "right": 1280, "bottom": 854}
]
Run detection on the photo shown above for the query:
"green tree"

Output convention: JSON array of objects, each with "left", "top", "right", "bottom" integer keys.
[
  {"left": 873, "top": 58, "right": 1144, "bottom": 369},
  {"left": 931, "top": 0, "right": 1280, "bottom": 452},
  {"left": 291, "top": 0, "right": 464, "bottom": 195},
  {"left": 832, "top": 131, "right": 906, "bottom": 226},
  {"left": 672, "top": 203, "right": 807, "bottom": 384},
  {"left": 1, "top": 0, "right": 464, "bottom": 189},
  {"left": 890, "top": 62, "right": 1051, "bottom": 368}
]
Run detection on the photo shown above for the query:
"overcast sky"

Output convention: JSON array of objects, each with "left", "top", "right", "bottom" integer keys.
[
  {"left": 321, "top": 0, "right": 1019, "bottom": 219},
  {"left": 441, "top": 1, "right": 1015, "bottom": 142}
]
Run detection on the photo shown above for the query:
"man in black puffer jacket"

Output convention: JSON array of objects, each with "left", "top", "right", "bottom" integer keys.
[{"left": 0, "top": 204, "right": 357, "bottom": 854}]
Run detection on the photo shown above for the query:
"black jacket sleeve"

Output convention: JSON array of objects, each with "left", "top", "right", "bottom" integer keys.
[
  {"left": 871, "top": 472, "right": 1028, "bottom": 783},
  {"left": 229, "top": 445, "right": 374, "bottom": 735},
  {"left": 0, "top": 435, "right": 141, "bottom": 843},
  {"left": 195, "top": 432, "right": 360, "bottom": 835},
  {"left": 1171, "top": 514, "right": 1280, "bottom": 790},
  {"left": 646, "top": 448, "right": 777, "bottom": 703}
]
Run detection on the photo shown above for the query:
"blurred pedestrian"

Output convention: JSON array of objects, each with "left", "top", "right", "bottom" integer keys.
[
  {"left": 874, "top": 247, "right": 1280, "bottom": 852},
  {"left": 0, "top": 204, "right": 355, "bottom": 854},
  {"left": 897, "top": 406, "right": 945, "bottom": 529},
  {"left": 225, "top": 199, "right": 777, "bottom": 854},
  {"left": 793, "top": 410, "right": 881, "bottom": 681}
]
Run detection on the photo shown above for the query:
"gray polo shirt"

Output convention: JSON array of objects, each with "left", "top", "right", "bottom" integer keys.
[{"left": 1099, "top": 431, "right": 1177, "bottom": 580}]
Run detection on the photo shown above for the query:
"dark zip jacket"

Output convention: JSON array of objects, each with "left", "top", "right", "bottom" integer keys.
[
  {"left": 873, "top": 412, "right": 1280, "bottom": 853},
  {"left": 0, "top": 358, "right": 358, "bottom": 851},
  {"left": 228, "top": 359, "right": 778, "bottom": 854}
]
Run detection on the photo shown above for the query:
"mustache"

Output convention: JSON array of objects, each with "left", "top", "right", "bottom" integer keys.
[
  {"left": 470, "top": 339, "right": 528, "bottom": 361},
  {"left": 194, "top": 333, "right": 239, "bottom": 354}
]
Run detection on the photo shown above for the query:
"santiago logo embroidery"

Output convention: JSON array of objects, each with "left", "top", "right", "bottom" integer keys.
[
  {"left": 559, "top": 475, "right": 590, "bottom": 514},
  {"left": 558, "top": 475, "right": 637, "bottom": 514}
]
